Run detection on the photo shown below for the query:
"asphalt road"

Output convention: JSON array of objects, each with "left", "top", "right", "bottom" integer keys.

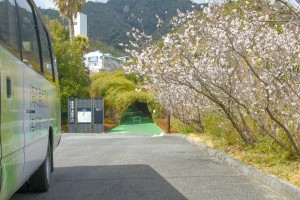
[{"left": 12, "top": 134, "right": 285, "bottom": 200}]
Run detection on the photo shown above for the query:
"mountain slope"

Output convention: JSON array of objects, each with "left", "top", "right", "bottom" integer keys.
[
  {"left": 81, "top": 0, "right": 195, "bottom": 48},
  {"left": 40, "top": 0, "right": 197, "bottom": 49}
]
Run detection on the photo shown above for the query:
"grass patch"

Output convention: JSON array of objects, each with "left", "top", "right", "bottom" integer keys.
[
  {"left": 154, "top": 117, "right": 195, "bottom": 134},
  {"left": 189, "top": 133, "right": 300, "bottom": 188}
]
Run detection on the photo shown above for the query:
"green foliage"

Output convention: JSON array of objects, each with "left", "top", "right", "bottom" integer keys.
[
  {"left": 74, "top": 36, "right": 89, "bottom": 53},
  {"left": 48, "top": 20, "right": 91, "bottom": 124},
  {"left": 243, "top": 138, "right": 291, "bottom": 164},
  {"left": 89, "top": 39, "right": 125, "bottom": 57},
  {"left": 200, "top": 110, "right": 297, "bottom": 162},
  {"left": 170, "top": 118, "right": 195, "bottom": 134},
  {"left": 40, "top": 8, "right": 63, "bottom": 23},
  {"left": 125, "top": 72, "right": 144, "bottom": 84},
  {"left": 203, "top": 111, "right": 242, "bottom": 146},
  {"left": 91, "top": 70, "right": 158, "bottom": 122}
]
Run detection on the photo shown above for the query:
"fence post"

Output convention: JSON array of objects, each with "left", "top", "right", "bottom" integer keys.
[{"left": 167, "top": 114, "right": 171, "bottom": 134}]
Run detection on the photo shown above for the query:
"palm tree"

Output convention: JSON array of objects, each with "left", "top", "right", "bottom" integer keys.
[{"left": 52, "top": 0, "right": 86, "bottom": 39}]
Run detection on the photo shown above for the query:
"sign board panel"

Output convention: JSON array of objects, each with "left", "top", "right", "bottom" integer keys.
[
  {"left": 77, "top": 108, "right": 92, "bottom": 123},
  {"left": 68, "top": 98, "right": 104, "bottom": 133},
  {"left": 94, "top": 107, "right": 103, "bottom": 124}
]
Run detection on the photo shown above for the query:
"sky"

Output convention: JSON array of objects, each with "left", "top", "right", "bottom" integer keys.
[
  {"left": 34, "top": 0, "right": 208, "bottom": 9},
  {"left": 35, "top": 0, "right": 109, "bottom": 9},
  {"left": 34, "top": 0, "right": 299, "bottom": 9}
]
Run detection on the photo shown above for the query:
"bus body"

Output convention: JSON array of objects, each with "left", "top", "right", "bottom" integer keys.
[{"left": 0, "top": 0, "right": 61, "bottom": 199}]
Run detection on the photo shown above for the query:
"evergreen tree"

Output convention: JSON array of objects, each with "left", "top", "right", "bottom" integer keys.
[
  {"left": 52, "top": 0, "right": 86, "bottom": 39},
  {"left": 48, "top": 19, "right": 91, "bottom": 123}
]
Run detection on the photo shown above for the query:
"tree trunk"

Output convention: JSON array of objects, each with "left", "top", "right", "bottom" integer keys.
[{"left": 68, "top": 17, "right": 75, "bottom": 40}]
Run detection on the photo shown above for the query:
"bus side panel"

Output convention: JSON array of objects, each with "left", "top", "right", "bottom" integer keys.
[
  {"left": 0, "top": 149, "right": 24, "bottom": 200},
  {"left": 52, "top": 88, "right": 61, "bottom": 150},
  {"left": 22, "top": 64, "right": 59, "bottom": 182},
  {"left": 0, "top": 47, "right": 25, "bottom": 200}
]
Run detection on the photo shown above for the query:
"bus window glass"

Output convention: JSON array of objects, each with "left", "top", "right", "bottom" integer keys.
[
  {"left": 36, "top": 16, "right": 53, "bottom": 82},
  {"left": 16, "top": 0, "right": 41, "bottom": 73},
  {"left": 0, "top": 0, "right": 20, "bottom": 58}
]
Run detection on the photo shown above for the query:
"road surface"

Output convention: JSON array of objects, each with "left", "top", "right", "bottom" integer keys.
[{"left": 12, "top": 134, "right": 285, "bottom": 200}]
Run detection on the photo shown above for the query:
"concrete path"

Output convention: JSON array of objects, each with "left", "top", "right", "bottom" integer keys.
[{"left": 12, "top": 134, "right": 285, "bottom": 200}]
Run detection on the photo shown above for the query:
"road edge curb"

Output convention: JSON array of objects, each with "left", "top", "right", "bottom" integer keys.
[{"left": 184, "top": 135, "right": 300, "bottom": 200}]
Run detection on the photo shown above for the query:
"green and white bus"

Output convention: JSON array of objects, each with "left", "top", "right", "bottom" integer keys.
[{"left": 0, "top": 0, "right": 61, "bottom": 199}]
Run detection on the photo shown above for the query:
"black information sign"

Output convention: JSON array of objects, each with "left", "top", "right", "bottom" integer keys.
[
  {"left": 69, "top": 99, "right": 75, "bottom": 124},
  {"left": 94, "top": 107, "right": 104, "bottom": 124}
]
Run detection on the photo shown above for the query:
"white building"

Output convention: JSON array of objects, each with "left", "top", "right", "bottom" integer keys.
[
  {"left": 84, "top": 51, "right": 125, "bottom": 73},
  {"left": 74, "top": 12, "right": 87, "bottom": 37}
]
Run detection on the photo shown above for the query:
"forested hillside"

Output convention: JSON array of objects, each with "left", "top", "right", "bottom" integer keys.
[{"left": 40, "top": 0, "right": 198, "bottom": 49}]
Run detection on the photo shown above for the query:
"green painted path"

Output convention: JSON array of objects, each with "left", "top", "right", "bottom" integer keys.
[{"left": 106, "top": 107, "right": 163, "bottom": 135}]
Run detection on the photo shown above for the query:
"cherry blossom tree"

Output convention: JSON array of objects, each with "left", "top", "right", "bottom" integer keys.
[{"left": 125, "top": 0, "right": 300, "bottom": 157}]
